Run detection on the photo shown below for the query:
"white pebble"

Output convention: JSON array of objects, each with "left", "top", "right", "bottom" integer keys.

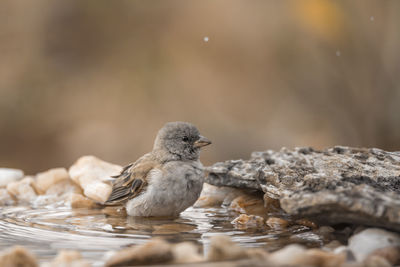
[
  {"left": 203, "top": 36, "right": 209, "bottom": 42},
  {"left": 0, "top": 168, "right": 24, "bottom": 187}
]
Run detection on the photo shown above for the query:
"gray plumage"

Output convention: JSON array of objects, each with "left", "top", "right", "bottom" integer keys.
[{"left": 104, "top": 121, "right": 211, "bottom": 217}]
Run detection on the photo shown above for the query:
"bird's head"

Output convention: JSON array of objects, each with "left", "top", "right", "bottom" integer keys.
[{"left": 153, "top": 122, "right": 211, "bottom": 161}]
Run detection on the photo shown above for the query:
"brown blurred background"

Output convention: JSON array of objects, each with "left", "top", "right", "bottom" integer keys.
[{"left": 1, "top": 1, "right": 399, "bottom": 174}]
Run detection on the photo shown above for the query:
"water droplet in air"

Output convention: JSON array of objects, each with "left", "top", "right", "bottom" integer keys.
[
  {"left": 336, "top": 50, "right": 341, "bottom": 57},
  {"left": 203, "top": 36, "right": 209, "bottom": 42},
  {"left": 370, "top": 16, "right": 375, "bottom": 22}
]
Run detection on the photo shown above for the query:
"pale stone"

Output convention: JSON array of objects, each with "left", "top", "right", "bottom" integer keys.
[
  {"left": 0, "top": 168, "right": 24, "bottom": 187},
  {"left": 43, "top": 250, "right": 90, "bottom": 267},
  {"left": 268, "top": 244, "right": 307, "bottom": 266},
  {"left": 194, "top": 183, "right": 243, "bottom": 208},
  {"left": 348, "top": 228, "right": 400, "bottom": 262},
  {"left": 67, "top": 193, "right": 96, "bottom": 209},
  {"left": 7, "top": 177, "right": 37, "bottom": 203},
  {"left": 35, "top": 168, "right": 70, "bottom": 194},
  {"left": 45, "top": 179, "right": 82, "bottom": 196},
  {"left": 364, "top": 255, "right": 392, "bottom": 267},
  {"left": 206, "top": 235, "right": 247, "bottom": 261},
  {"left": 69, "top": 156, "right": 122, "bottom": 202},
  {"left": 105, "top": 238, "right": 173, "bottom": 266},
  {"left": 266, "top": 217, "right": 289, "bottom": 230},
  {"left": 367, "top": 246, "right": 400, "bottom": 265},
  {"left": 269, "top": 245, "right": 345, "bottom": 267},
  {"left": 0, "top": 188, "right": 15, "bottom": 205},
  {"left": 231, "top": 214, "right": 264, "bottom": 229},
  {"left": 0, "top": 246, "right": 38, "bottom": 267},
  {"left": 171, "top": 242, "right": 203, "bottom": 264}
]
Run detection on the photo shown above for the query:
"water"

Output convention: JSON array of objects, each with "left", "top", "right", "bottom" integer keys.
[{"left": 0, "top": 205, "right": 326, "bottom": 265}]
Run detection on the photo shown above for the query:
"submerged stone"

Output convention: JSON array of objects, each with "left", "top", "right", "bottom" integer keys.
[{"left": 231, "top": 214, "right": 264, "bottom": 229}]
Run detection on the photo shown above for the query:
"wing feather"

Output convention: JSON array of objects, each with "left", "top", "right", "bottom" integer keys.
[{"left": 104, "top": 154, "right": 158, "bottom": 205}]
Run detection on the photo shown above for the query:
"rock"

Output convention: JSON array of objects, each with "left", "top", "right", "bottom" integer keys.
[
  {"left": 67, "top": 193, "right": 96, "bottom": 209},
  {"left": 348, "top": 228, "right": 400, "bottom": 262},
  {"left": 265, "top": 217, "right": 289, "bottom": 230},
  {"left": 32, "top": 180, "right": 83, "bottom": 207},
  {"left": 193, "top": 183, "right": 243, "bottom": 208},
  {"left": 45, "top": 179, "right": 82, "bottom": 196},
  {"left": 0, "top": 188, "right": 15, "bottom": 205},
  {"left": 206, "top": 146, "right": 400, "bottom": 230},
  {"left": 229, "top": 194, "right": 269, "bottom": 217},
  {"left": 268, "top": 244, "right": 345, "bottom": 267},
  {"left": 206, "top": 235, "right": 248, "bottom": 261},
  {"left": 295, "top": 218, "right": 318, "bottom": 229},
  {"left": 368, "top": 246, "right": 400, "bottom": 266},
  {"left": 69, "top": 156, "right": 122, "bottom": 203},
  {"left": 363, "top": 255, "right": 392, "bottom": 267},
  {"left": 43, "top": 250, "right": 90, "bottom": 267},
  {"left": 268, "top": 244, "right": 308, "bottom": 266},
  {"left": 105, "top": 238, "right": 173, "bottom": 266},
  {"left": 323, "top": 240, "right": 343, "bottom": 251},
  {"left": 231, "top": 214, "right": 264, "bottom": 229},
  {"left": 7, "top": 177, "right": 37, "bottom": 203},
  {"left": 35, "top": 168, "right": 70, "bottom": 194},
  {"left": 0, "top": 168, "right": 24, "bottom": 187},
  {"left": 0, "top": 246, "right": 38, "bottom": 267},
  {"left": 171, "top": 242, "right": 203, "bottom": 264}
]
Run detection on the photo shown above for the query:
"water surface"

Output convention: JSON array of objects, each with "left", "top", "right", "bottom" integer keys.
[{"left": 0, "top": 205, "right": 326, "bottom": 265}]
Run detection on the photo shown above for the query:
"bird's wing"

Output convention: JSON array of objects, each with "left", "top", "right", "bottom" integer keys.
[{"left": 104, "top": 154, "right": 159, "bottom": 205}]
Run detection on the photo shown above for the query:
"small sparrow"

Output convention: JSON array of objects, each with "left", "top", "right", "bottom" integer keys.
[{"left": 105, "top": 121, "right": 211, "bottom": 217}]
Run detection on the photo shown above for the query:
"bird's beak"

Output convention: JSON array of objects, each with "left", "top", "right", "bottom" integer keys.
[{"left": 194, "top": 135, "right": 212, "bottom": 148}]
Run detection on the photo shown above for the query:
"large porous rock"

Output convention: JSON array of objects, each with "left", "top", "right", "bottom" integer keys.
[
  {"left": 206, "top": 146, "right": 400, "bottom": 230},
  {"left": 69, "top": 156, "right": 122, "bottom": 203}
]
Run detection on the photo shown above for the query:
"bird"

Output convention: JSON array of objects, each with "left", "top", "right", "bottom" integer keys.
[{"left": 104, "top": 121, "right": 211, "bottom": 217}]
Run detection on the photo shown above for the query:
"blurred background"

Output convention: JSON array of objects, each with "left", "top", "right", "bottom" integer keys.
[{"left": 1, "top": 0, "right": 399, "bottom": 174}]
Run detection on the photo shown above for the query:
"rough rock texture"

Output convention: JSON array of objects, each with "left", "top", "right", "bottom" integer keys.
[{"left": 206, "top": 146, "right": 400, "bottom": 230}]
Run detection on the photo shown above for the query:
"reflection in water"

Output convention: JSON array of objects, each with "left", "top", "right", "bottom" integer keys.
[{"left": 0, "top": 205, "right": 326, "bottom": 265}]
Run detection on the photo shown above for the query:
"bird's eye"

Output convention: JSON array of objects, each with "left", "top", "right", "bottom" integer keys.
[{"left": 182, "top": 136, "right": 189, "bottom": 142}]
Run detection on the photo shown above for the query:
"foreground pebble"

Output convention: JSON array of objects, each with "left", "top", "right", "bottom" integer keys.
[
  {"left": 348, "top": 228, "right": 400, "bottom": 263},
  {"left": 105, "top": 238, "right": 173, "bottom": 266},
  {"left": 0, "top": 168, "right": 24, "bottom": 187},
  {"left": 0, "top": 246, "right": 38, "bottom": 267},
  {"left": 206, "top": 235, "right": 248, "bottom": 261},
  {"left": 69, "top": 156, "right": 122, "bottom": 202},
  {"left": 42, "top": 250, "right": 90, "bottom": 267}
]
